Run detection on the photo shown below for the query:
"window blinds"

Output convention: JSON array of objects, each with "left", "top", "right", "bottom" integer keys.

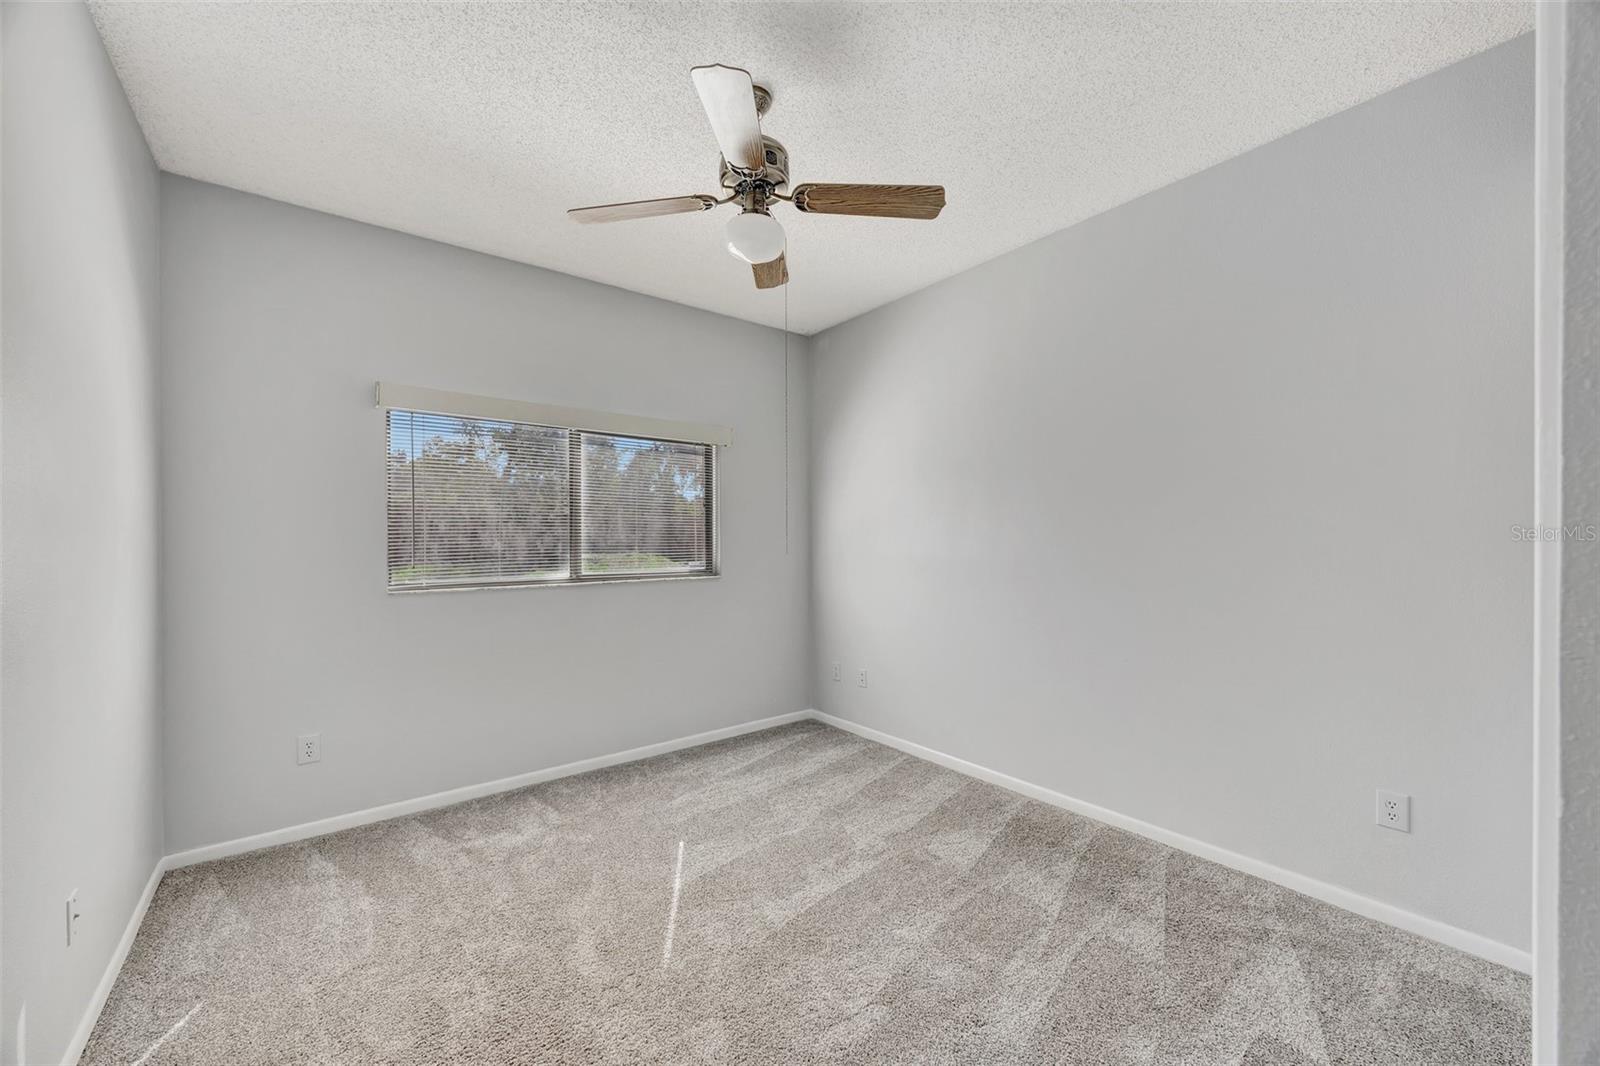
[
  {"left": 580, "top": 431, "right": 713, "bottom": 577},
  {"left": 386, "top": 410, "right": 716, "bottom": 591}
]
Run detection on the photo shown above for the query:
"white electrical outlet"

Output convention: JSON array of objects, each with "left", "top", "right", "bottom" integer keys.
[
  {"left": 65, "top": 891, "right": 80, "bottom": 947},
  {"left": 856, "top": 668, "right": 868, "bottom": 688},
  {"left": 297, "top": 733, "right": 321, "bottom": 765},
  {"left": 1376, "top": 789, "right": 1410, "bottom": 833},
  {"left": 832, "top": 662, "right": 842, "bottom": 682}
]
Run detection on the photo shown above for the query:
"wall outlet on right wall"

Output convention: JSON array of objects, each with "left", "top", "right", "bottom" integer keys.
[{"left": 1375, "top": 789, "right": 1410, "bottom": 833}]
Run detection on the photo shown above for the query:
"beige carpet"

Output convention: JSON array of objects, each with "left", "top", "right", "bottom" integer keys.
[{"left": 83, "top": 721, "right": 1530, "bottom": 1065}]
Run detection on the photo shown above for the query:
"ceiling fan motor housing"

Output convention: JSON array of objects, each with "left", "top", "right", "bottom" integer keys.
[{"left": 720, "top": 136, "right": 789, "bottom": 191}]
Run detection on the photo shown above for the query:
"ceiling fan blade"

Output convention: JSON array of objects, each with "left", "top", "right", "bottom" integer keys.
[
  {"left": 752, "top": 252, "right": 788, "bottom": 289},
  {"left": 791, "top": 184, "right": 946, "bottom": 220},
  {"left": 568, "top": 195, "right": 717, "bottom": 224},
  {"left": 690, "top": 64, "right": 766, "bottom": 173}
]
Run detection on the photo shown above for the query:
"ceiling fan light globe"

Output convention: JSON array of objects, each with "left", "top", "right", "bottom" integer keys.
[{"left": 724, "top": 210, "right": 785, "bottom": 265}]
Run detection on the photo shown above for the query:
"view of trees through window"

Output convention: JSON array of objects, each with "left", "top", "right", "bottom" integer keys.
[{"left": 386, "top": 410, "right": 713, "bottom": 590}]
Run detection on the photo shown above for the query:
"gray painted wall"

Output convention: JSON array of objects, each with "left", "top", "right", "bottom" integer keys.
[
  {"left": 809, "top": 38, "right": 1534, "bottom": 952},
  {"left": 1, "top": 4, "right": 165, "bottom": 1064},
  {"left": 159, "top": 177, "right": 811, "bottom": 853}
]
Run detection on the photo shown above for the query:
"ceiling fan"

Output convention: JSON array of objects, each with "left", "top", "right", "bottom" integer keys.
[{"left": 568, "top": 64, "right": 946, "bottom": 290}]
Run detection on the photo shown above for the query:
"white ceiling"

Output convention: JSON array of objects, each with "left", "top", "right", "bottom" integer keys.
[{"left": 90, "top": 1, "right": 1531, "bottom": 335}]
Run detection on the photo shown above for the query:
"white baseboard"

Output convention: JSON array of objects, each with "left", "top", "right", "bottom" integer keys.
[
  {"left": 165, "top": 711, "right": 811, "bottom": 869},
  {"left": 66, "top": 712, "right": 810, "bottom": 1062},
  {"left": 70, "top": 705, "right": 1526, "bottom": 1065},
  {"left": 62, "top": 857, "right": 168, "bottom": 1066},
  {"left": 808, "top": 710, "right": 1532, "bottom": 975}
]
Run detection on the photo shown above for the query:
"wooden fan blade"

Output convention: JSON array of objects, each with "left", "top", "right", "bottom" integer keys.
[
  {"left": 690, "top": 64, "right": 766, "bottom": 173},
  {"left": 567, "top": 195, "right": 717, "bottom": 224},
  {"left": 792, "top": 184, "right": 945, "bottom": 220},
  {"left": 752, "top": 252, "right": 788, "bottom": 289}
]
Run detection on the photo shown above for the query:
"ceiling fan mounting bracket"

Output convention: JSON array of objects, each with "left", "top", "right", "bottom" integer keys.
[{"left": 752, "top": 83, "right": 772, "bottom": 118}]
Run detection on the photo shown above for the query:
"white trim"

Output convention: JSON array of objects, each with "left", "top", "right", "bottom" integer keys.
[
  {"left": 374, "top": 382, "right": 734, "bottom": 447},
  {"left": 62, "top": 858, "right": 168, "bottom": 1066},
  {"left": 165, "top": 712, "right": 806, "bottom": 869},
  {"left": 809, "top": 710, "right": 1533, "bottom": 975},
  {"left": 1532, "top": 1, "right": 1567, "bottom": 1056}
]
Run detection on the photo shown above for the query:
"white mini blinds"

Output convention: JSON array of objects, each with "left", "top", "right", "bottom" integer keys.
[{"left": 379, "top": 385, "right": 725, "bottom": 591}]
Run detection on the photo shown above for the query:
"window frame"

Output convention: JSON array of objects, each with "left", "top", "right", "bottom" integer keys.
[{"left": 385, "top": 410, "right": 720, "bottom": 594}]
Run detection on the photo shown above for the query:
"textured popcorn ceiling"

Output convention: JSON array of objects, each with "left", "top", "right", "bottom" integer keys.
[{"left": 90, "top": 1, "right": 1531, "bottom": 335}]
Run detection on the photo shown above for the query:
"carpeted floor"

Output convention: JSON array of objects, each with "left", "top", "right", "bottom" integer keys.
[{"left": 82, "top": 721, "right": 1530, "bottom": 1065}]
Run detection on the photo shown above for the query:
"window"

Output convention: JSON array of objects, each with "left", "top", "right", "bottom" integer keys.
[
  {"left": 384, "top": 400, "right": 719, "bottom": 592},
  {"left": 579, "top": 430, "right": 714, "bottom": 578}
]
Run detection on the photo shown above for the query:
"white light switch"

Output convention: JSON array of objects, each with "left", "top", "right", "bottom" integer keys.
[{"left": 65, "top": 891, "right": 80, "bottom": 947}]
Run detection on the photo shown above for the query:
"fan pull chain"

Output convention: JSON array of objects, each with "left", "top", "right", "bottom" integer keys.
[{"left": 783, "top": 268, "right": 790, "bottom": 556}]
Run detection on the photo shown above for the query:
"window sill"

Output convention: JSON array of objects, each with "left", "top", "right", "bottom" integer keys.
[{"left": 386, "top": 571, "right": 721, "bottom": 595}]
